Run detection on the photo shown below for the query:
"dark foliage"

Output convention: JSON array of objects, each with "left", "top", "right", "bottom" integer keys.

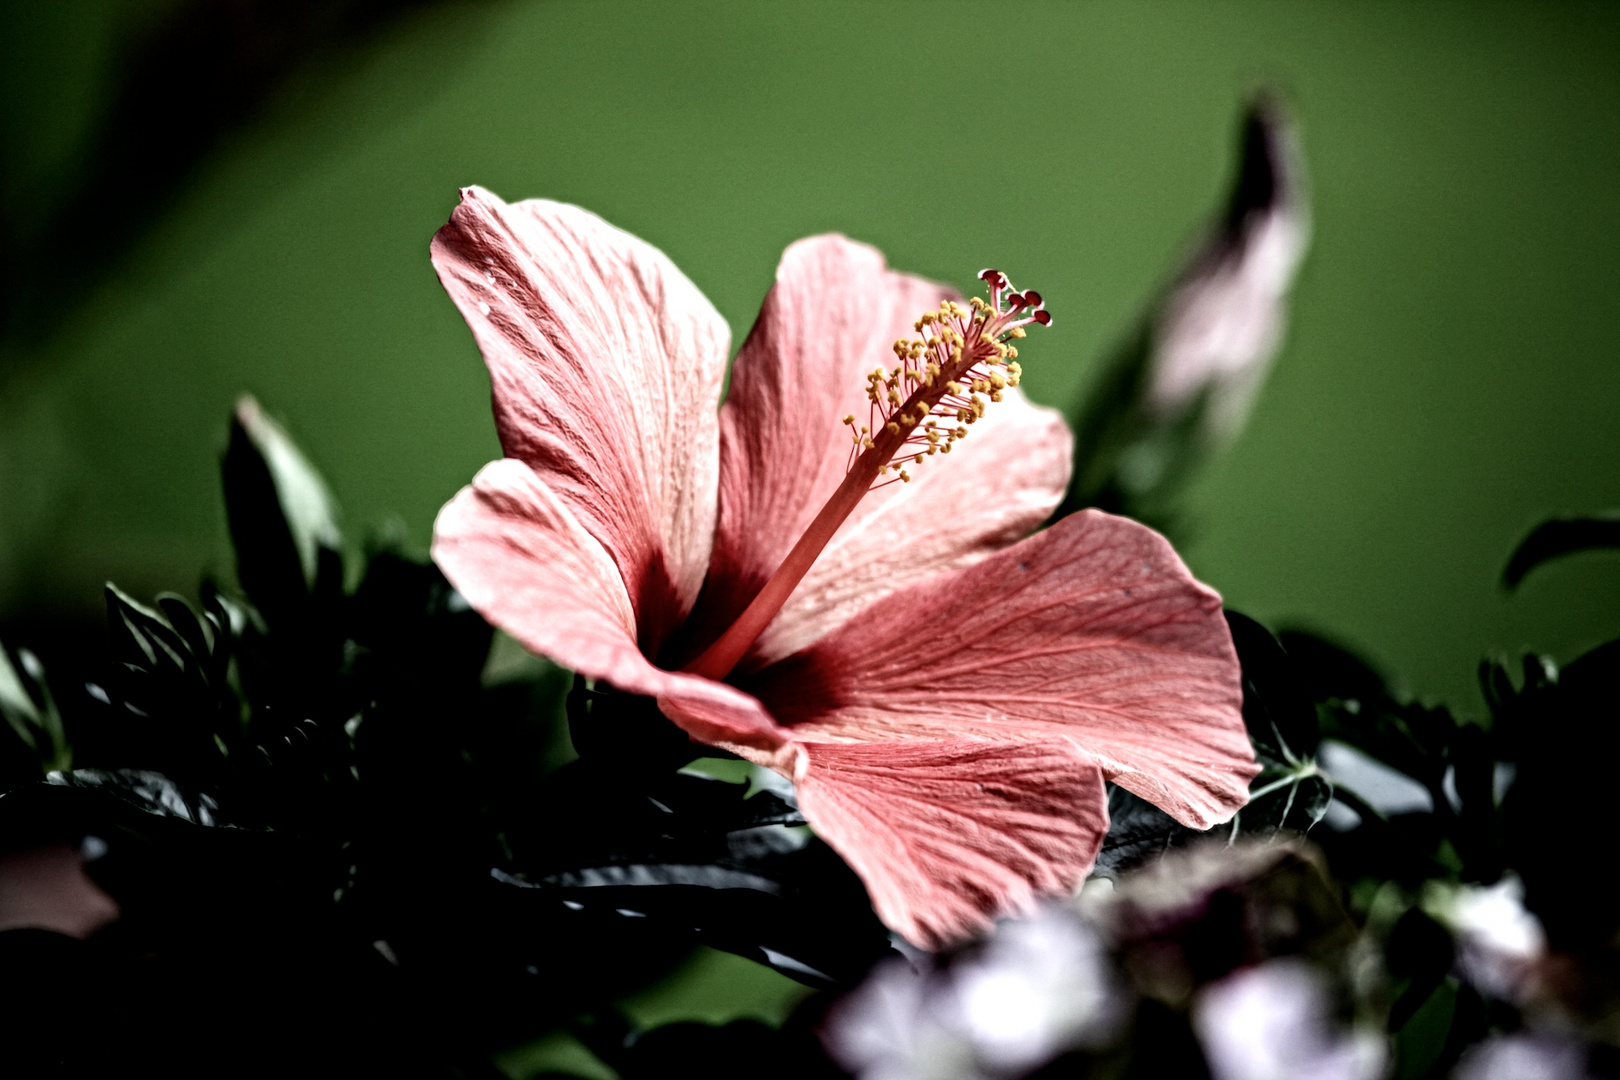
[
  {"left": 0, "top": 0, "right": 500, "bottom": 355},
  {"left": 5, "top": 402, "right": 1620, "bottom": 1077},
  {"left": 0, "top": 403, "right": 890, "bottom": 1076}
]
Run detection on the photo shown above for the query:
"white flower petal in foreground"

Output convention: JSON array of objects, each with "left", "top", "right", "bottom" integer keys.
[{"left": 1193, "top": 960, "right": 1385, "bottom": 1080}]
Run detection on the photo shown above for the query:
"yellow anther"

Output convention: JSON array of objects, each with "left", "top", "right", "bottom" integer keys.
[
  {"left": 834, "top": 273, "right": 1046, "bottom": 493},
  {"left": 899, "top": 470, "right": 911, "bottom": 482}
]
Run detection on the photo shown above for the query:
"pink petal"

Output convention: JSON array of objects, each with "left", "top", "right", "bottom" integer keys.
[
  {"left": 432, "top": 188, "right": 729, "bottom": 651},
  {"left": 690, "top": 234, "right": 1071, "bottom": 668},
  {"left": 793, "top": 738, "right": 1109, "bottom": 950},
  {"left": 757, "top": 388, "right": 1070, "bottom": 665},
  {"left": 749, "top": 510, "right": 1255, "bottom": 830},
  {"left": 433, "top": 458, "right": 786, "bottom": 757}
]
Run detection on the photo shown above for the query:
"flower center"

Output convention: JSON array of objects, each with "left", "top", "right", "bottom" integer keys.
[{"left": 683, "top": 270, "right": 1050, "bottom": 681}]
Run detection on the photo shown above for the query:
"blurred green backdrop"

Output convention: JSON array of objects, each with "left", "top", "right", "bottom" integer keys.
[{"left": 3, "top": 0, "right": 1618, "bottom": 715}]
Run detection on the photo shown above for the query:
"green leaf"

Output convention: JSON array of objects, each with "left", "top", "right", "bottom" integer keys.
[
  {"left": 0, "top": 642, "right": 40, "bottom": 746},
  {"left": 1501, "top": 512, "right": 1620, "bottom": 589},
  {"left": 1236, "top": 765, "right": 1333, "bottom": 837},
  {"left": 0, "top": 641, "right": 70, "bottom": 777},
  {"left": 106, "top": 583, "right": 192, "bottom": 677},
  {"left": 222, "top": 395, "right": 341, "bottom": 619}
]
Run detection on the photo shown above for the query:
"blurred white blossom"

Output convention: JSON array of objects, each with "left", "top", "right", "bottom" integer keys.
[
  {"left": 1193, "top": 960, "right": 1386, "bottom": 1080},
  {"left": 1423, "top": 876, "right": 1546, "bottom": 1002},
  {"left": 823, "top": 906, "right": 1124, "bottom": 1080},
  {"left": 1453, "top": 1034, "right": 1594, "bottom": 1080}
]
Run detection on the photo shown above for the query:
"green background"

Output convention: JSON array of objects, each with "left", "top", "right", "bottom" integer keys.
[{"left": 4, "top": 0, "right": 1618, "bottom": 717}]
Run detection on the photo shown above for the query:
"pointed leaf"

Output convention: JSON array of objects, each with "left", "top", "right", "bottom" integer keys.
[
  {"left": 46, "top": 768, "right": 232, "bottom": 828},
  {"left": 0, "top": 643, "right": 70, "bottom": 779},
  {"left": 1094, "top": 786, "right": 1202, "bottom": 875},
  {"left": 1227, "top": 611, "right": 1320, "bottom": 764},
  {"left": 222, "top": 396, "right": 341, "bottom": 618},
  {"left": 1502, "top": 513, "right": 1620, "bottom": 589}
]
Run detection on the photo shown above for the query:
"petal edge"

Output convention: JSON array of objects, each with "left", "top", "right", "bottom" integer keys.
[{"left": 794, "top": 738, "right": 1110, "bottom": 950}]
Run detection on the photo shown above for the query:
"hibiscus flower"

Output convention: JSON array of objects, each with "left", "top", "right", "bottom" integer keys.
[{"left": 430, "top": 187, "right": 1258, "bottom": 949}]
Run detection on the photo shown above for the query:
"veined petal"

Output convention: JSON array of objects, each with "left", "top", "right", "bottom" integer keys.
[
  {"left": 693, "top": 236, "right": 945, "bottom": 658},
  {"left": 756, "top": 389, "right": 1070, "bottom": 666},
  {"left": 748, "top": 510, "right": 1255, "bottom": 830},
  {"left": 793, "top": 738, "right": 1109, "bottom": 950},
  {"left": 432, "top": 188, "right": 728, "bottom": 650},
  {"left": 694, "top": 234, "right": 1070, "bottom": 668},
  {"left": 433, "top": 459, "right": 785, "bottom": 756}
]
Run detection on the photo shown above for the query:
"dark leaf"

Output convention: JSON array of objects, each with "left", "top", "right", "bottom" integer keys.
[
  {"left": 222, "top": 395, "right": 341, "bottom": 623},
  {"left": 1479, "top": 651, "right": 1557, "bottom": 759},
  {"left": 1274, "top": 629, "right": 1390, "bottom": 715},
  {"left": 95, "top": 585, "right": 239, "bottom": 788},
  {"left": 1216, "top": 613, "right": 1333, "bottom": 838},
  {"left": 566, "top": 677, "right": 702, "bottom": 775},
  {"left": 47, "top": 767, "right": 234, "bottom": 828},
  {"left": 497, "top": 764, "right": 887, "bottom": 987},
  {"left": 1502, "top": 637, "right": 1620, "bottom": 949},
  {"left": 1501, "top": 513, "right": 1620, "bottom": 590},
  {"left": 1385, "top": 907, "right": 1455, "bottom": 1030},
  {"left": 533, "top": 863, "right": 789, "bottom": 893},
  {"left": 1228, "top": 611, "right": 1320, "bottom": 762},
  {"left": 1095, "top": 786, "right": 1203, "bottom": 875},
  {"left": 492, "top": 845, "right": 894, "bottom": 989}
]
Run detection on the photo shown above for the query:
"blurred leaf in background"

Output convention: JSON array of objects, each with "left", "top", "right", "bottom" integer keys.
[{"left": 0, "top": 0, "right": 499, "bottom": 350}]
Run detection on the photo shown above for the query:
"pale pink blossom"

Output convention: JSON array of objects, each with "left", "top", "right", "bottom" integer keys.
[{"left": 430, "top": 187, "right": 1256, "bottom": 948}]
